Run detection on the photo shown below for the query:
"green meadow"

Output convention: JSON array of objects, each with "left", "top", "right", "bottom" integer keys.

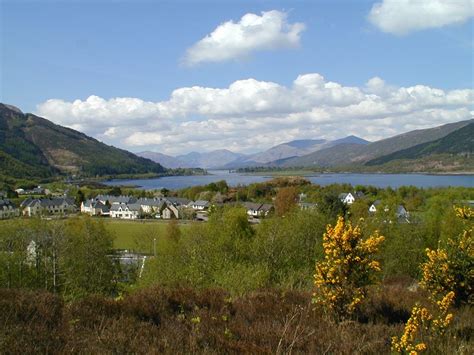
[{"left": 103, "top": 219, "right": 195, "bottom": 252}]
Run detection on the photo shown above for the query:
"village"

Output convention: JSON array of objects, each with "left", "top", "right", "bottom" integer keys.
[{"left": 0, "top": 186, "right": 411, "bottom": 223}]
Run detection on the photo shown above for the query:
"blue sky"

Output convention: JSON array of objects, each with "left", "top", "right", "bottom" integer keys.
[{"left": 1, "top": 0, "right": 473, "bottom": 154}]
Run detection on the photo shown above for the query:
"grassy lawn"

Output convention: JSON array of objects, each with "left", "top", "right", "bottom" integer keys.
[{"left": 103, "top": 219, "right": 195, "bottom": 252}]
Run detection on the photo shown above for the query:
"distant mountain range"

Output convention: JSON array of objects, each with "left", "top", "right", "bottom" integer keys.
[
  {"left": 137, "top": 136, "right": 371, "bottom": 169},
  {"left": 0, "top": 103, "right": 166, "bottom": 181},
  {"left": 138, "top": 119, "right": 473, "bottom": 172},
  {"left": 280, "top": 119, "right": 473, "bottom": 169}
]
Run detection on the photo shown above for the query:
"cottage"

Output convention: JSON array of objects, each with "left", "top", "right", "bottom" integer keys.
[
  {"left": 137, "top": 198, "right": 166, "bottom": 215},
  {"left": 22, "top": 197, "right": 76, "bottom": 217},
  {"left": 81, "top": 199, "right": 110, "bottom": 216},
  {"left": 340, "top": 191, "right": 365, "bottom": 205},
  {"left": 243, "top": 202, "right": 273, "bottom": 218},
  {"left": 0, "top": 199, "right": 20, "bottom": 219},
  {"left": 191, "top": 200, "right": 210, "bottom": 211},
  {"left": 339, "top": 193, "right": 356, "bottom": 205},
  {"left": 166, "top": 197, "right": 192, "bottom": 207},
  {"left": 110, "top": 203, "right": 142, "bottom": 219},
  {"left": 161, "top": 203, "right": 180, "bottom": 219}
]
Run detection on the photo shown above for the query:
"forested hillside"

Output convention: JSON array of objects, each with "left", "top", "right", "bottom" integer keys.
[{"left": 0, "top": 103, "right": 166, "bottom": 180}]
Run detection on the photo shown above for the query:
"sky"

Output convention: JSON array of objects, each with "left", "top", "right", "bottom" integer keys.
[{"left": 1, "top": 0, "right": 473, "bottom": 155}]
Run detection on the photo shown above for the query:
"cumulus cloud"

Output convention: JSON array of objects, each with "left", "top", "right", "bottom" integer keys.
[
  {"left": 368, "top": 0, "right": 474, "bottom": 35},
  {"left": 183, "top": 10, "right": 305, "bottom": 65},
  {"left": 36, "top": 73, "right": 474, "bottom": 155}
]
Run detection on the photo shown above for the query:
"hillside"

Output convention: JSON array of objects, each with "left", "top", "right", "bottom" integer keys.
[
  {"left": 0, "top": 103, "right": 166, "bottom": 180},
  {"left": 283, "top": 119, "right": 473, "bottom": 168},
  {"left": 366, "top": 122, "right": 474, "bottom": 165},
  {"left": 224, "top": 136, "right": 369, "bottom": 168}
]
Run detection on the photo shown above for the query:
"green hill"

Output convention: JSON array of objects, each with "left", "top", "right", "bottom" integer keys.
[
  {"left": 366, "top": 123, "right": 474, "bottom": 165},
  {"left": 0, "top": 103, "right": 166, "bottom": 180},
  {"left": 281, "top": 119, "right": 473, "bottom": 168}
]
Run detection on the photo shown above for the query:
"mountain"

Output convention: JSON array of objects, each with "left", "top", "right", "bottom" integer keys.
[
  {"left": 0, "top": 103, "right": 166, "bottom": 180},
  {"left": 177, "top": 150, "right": 246, "bottom": 169},
  {"left": 282, "top": 120, "right": 473, "bottom": 168},
  {"left": 137, "top": 151, "right": 187, "bottom": 169},
  {"left": 224, "top": 136, "right": 370, "bottom": 168},
  {"left": 366, "top": 122, "right": 474, "bottom": 166},
  {"left": 139, "top": 149, "right": 247, "bottom": 169}
]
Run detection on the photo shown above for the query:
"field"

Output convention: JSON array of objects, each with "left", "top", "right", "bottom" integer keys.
[{"left": 103, "top": 219, "right": 195, "bottom": 252}]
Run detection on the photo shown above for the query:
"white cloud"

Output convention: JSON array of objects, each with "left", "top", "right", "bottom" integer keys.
[
  {"left": 36, "top": 73, "right": 474, "bottom": 155},
  {"left": 368, "top": 0, "right": 474, "bottom": 35},
  {"left": 183, "top": 10, "right": 305, "bottom": 65}
]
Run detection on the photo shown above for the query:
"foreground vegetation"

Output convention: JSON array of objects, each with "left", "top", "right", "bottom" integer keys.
[{"left": 0, "top": 181, "right": 472, "bottom": 353}]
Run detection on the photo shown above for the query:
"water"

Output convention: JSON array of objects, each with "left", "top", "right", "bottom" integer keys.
[{"left": 104, "top": 170, "right": 474, "bottom": 190}]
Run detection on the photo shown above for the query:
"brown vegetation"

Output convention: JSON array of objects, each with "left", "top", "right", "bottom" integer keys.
[{"left": 1, "top": 282, "right": 472, "bottom": 354}]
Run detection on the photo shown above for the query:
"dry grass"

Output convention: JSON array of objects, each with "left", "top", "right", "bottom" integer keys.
[{"left": 0, "top": 283, "right": 472, "bottom": 354}]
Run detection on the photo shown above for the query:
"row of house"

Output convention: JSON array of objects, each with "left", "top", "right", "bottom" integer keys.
[
  {"left": 80, "top": 195, "right": 199, "bottom": 220},
  {"left": 0, "top": 199, "right": 20, "bottom": 219},
  {"left": 21, "top": 197, "right": 76, "bottom": 217}
]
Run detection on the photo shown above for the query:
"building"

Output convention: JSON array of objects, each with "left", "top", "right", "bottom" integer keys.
[
  {"left": 110, "top": 203, "right": 142, "bottom": 219},
  {"left": 339, "top": 193, "right": 356, "bottom": 205},
  {"left": 161, "top": 203, "right": 180, "bottom": 219},
  {"left": 191, "top": 200, "right": 210, "bottom": 210},
  {"left": 166, "top": 197, "right": 192, "bottom": 207},
  {"left": 81, "top": 199, "right": 110, "bottom": 216},
  {"left": 22, "top": 197, "right": 76, "bottom": 217},
  {"left": 298, "top": 202, "right": 318, "bottom": 210},
  {"left": 137, "top": 198, "right": 166, "bottom": 215},
  {"left": 243, "top": 202, "right": 274, "bottom": 218},
  {"left": 0, "top": 199, "right": 20, "bottom": 219}
]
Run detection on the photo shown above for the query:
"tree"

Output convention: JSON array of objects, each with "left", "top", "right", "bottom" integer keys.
[
  {"left": 318, "top": 193, "right": 347, "bottom": 220},
  {"left": 60, "top": 218, "right": 116, "bottom": 299},
  {"left": 312, "top": 216, "right": 384, "bottom": 319},
  {"left": 274, "top": 186, "right": 298, "bottom": 217}
]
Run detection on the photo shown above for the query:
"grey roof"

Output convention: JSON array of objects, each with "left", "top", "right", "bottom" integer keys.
[
  {"left": 110, "top": 203, "right": 141, "bottom": 212},
  {"left": 372, "top": 200, "right": 382, "bottom": 206},
  {"left": 339, "top": 193, "right": 349, "bottom": 199},
  {"left": 137, "top": 197, "right": 165, "bottom": 207},
  {"left": 166, "top": 197, "right": 192, "bottom": 206},
  {"left": 23, "top": 197, "right": 76, "bottom": 208},
  {"left": 95, "top": 195, "right": 135, "bottom": 204},
  {"left": 193, "top": 200, "right": 210, "bottom": 207},
  {"left": 243, "top": 202, "right": 262, "bottom": 211},
  {"left": 259, "top": 204, "right": 273, "bottom": 212}
]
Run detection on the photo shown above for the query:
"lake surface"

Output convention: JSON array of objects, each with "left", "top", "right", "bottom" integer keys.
[{"left": 104, "top": 170, "right": 474, "bottom": 190}]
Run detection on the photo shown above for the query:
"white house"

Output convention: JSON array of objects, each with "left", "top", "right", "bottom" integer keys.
[
  {"left": 0, "top": 199, "right": 20, "bottom": 219},
  {"left": 339, "top": 193, "right": 356, "bottom": 205},
  {"left": 137, "top": 198, "right": 165, "bottom": 215},
  {"left": 243, "top": 202, "right": 273, "bottom": 218},
  {"left": 110, "top": 203, "right": 142, "bottom": 219},
  {"left": 81, "top": 199, "right": 110, "bottom": 216},
  {"left": 191, "top": 200, "right": 210, "bottom": 211}
]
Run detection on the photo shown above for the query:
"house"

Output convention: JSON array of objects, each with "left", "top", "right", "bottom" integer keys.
[
  {"left": 243, "top": 202, "right": 273, "bottom": 218},
  {"left": 339, "top": 191, "right": 365, "bottom": 205},
  {"left": 137, "top": 198, "right": 166, "bottom": 215},
  {"left": 22, "top": 197, "right": 76, "bottom": 217},
  {"left": 339, "top": 193, "right": 356, "bottom": 205},
  {"left": 161, "top": 203, "right": 180, "bottom": 219},
  {"left": 191, "top": 200, "right": 210, "bottom": 210},
  {"left": 166, "top": 197, "right": 192, "bottom": 207},
  {"left": 369, "top": 201, "right": 410, "bottom": 222},
  {"left": 0, "top": 199, "right": 20, "bottom": 219},
  {"left": 81, "top": 199, "right": 110, "bottom": 216},
  {"left": 110, "top": 203, "right": 142, "bottom": 219}
]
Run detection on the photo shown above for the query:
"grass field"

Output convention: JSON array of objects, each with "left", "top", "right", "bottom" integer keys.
[{"left": 103, "top": 219, "right": 195, "bottom": 252}]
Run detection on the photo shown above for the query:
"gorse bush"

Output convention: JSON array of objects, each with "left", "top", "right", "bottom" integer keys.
[
  {"left": 312, "top": 216, "right": 384, "bottom": 319},
  {"left": 392, "top": 206, "right": 473, "bottom": 354}
]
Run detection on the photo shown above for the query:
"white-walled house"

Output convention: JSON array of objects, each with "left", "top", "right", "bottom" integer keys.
[
  {"left": 191, "top": 200, "right": 210, "bottom": 210},
  {"left": 81, "top": 199, "right": 110, "bottom": 216},
  {"left": 243, "top": 202, "right": 273, "bottom": 218},
  {"left": 161, "top": 203, "right": 180, "bottom": 219},
  {"left": 110, "top": 203, "right": 142, "bottom": 219},
  {"left": 339, "top": 193, "right": 356, "bottom": 205}
]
